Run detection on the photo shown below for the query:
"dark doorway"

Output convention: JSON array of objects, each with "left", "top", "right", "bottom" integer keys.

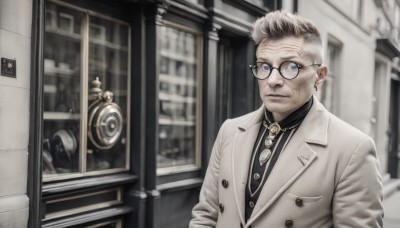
[{"left": 388, "top": 79, "right": 400, "bottom": 178}]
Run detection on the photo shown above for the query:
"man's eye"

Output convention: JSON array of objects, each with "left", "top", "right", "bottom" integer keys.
[
  {"left": 262, "top": 64, "right": 270, "bottom": 71},
  {"left": 288, "top": 63, "right": 299, "bottom": 71}
]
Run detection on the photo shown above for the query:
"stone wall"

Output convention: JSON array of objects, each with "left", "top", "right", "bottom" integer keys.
[{"left": 0, "top": 0, "right": 32, "bottom": 227}]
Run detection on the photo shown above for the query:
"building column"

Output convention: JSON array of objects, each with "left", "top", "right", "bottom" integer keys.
[{"left": 202, "top": 21, "right": 221, "bottom": 172}]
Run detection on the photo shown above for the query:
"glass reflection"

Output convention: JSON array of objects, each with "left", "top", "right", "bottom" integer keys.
[
  {"left": 43, "top": 2, "right": 130, "bottom": 177},
  {"left": 158, "top": 25, "right": 199, "bottom": 169},
  {"left": 87, "top": 16, "right": 129, "bottom": 171},
  {"left": 43, "top": 2, "right": 83, "bottom": 175}
]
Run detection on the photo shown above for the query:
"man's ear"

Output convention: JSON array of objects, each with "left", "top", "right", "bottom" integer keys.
[{"left": 315, "top": 65, "right": 328, "bottom": 86}]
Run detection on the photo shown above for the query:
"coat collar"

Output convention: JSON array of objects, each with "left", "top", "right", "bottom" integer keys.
[
  {"left": 298, "top": 96, "right": 329, "bottom": 146},
  {"left": 235, "top": 96, "right": 329, "bottom": 146},
  {"left": 236, "top": 105, "right": 265, "bottom": 132},
  {"left": 232, "top": 96, "right": 330, "bottom": 227}
]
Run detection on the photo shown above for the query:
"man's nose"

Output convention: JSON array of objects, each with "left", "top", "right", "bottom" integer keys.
[{"left": 267, "top": 68, "right": 284, "bottom": 86}]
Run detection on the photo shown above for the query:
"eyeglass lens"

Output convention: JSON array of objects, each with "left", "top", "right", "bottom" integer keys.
[{"left": 252, "top": 61, "right": 300, "bottom": 79}]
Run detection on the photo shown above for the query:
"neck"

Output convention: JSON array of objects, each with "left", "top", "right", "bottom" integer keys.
[
  {"left": 265, "top": 97, "right": 314, "bottom": 127},
  {"left": 271, "top": 112, "right": 288, "bottom": 123}
]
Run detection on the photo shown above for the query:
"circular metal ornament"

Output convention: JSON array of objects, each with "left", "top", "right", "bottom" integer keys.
[
  {"left": 88, "top": 100, "right": 123, "bottom": 150},
  {"left": 53, "top": 129, "right": 77, "bottom": 157},
  {"left": 51, "top": 129, "right": 77, "bottom": 169},
  {"left": 265, "top": 139, "right": 273, "bottom": 147},
  {"left": 269, "top": 122, "right": 281, "bottom": 135}
]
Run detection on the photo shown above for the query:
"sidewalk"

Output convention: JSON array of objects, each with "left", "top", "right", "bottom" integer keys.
[{"left": 383, "top": 175, "right": 400, "bottom": 228}]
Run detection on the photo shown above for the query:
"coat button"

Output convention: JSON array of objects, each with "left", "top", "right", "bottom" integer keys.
[
  {"left": 285, "top": 219, "right": 293, "bottom": 227},
  {"left": 222, "top": 179, "right": 229, "bottom": 188},
  {"left": 295, "top": 197, "right": 303, "bottom": 207},
  {"left": 219, "top": 203, "right": 224, "bottom": 213},
  {"left": 249, "top": 201, "right": 255, "bottom": 208}
]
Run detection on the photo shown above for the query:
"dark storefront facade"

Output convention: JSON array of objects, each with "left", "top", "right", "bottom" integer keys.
[{"left": 28, "top": 0, "right": 281, "bottom": 227}]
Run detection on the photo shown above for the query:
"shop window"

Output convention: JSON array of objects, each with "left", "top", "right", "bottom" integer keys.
[
  {"left": 43, "top": 1, "right": 130, "bottom": 181},
  {"left": 157, "top": 21, "right": 202, "bottom": 173},
  {"left": 319, "top": 39, "right": 342, "bottom": 115}
]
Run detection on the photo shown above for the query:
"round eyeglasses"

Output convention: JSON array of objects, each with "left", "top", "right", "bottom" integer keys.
[{"left": 249, "top": 61, "right": 321, "bottom": 80}]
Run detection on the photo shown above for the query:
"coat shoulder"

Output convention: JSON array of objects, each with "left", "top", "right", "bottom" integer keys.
[
  {"left": 327, "top": 113, "right": 371, "bottom": 143},
  {"left": 224, "top": 107, "right": 264, "bottom": 130}
]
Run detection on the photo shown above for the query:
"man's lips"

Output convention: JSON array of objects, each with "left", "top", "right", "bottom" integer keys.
[{"left": 266, "top": 93, "right": 287, "bottom": 97}]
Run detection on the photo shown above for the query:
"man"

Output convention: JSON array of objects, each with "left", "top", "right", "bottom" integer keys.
[{"left": 189, "top": 10, "right": 383, "bottom": 228}]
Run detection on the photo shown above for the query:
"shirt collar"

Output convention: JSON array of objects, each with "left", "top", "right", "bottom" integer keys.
[{"left": 264, "top": 97, "right": 314, "bottom": 129}]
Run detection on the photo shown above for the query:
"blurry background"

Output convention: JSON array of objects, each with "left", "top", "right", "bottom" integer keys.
[{"left": 0, "top": 0, "right": 400, "bottom": 227}]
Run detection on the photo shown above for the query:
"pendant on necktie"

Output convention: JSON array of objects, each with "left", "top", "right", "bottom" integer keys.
[
  {"left": 265, "top": 138, "right": 273, "bottom": 147},
  {"left": 259, "top": 148, "right": 272, "bottom": 166},
  {"left": 259, "top": 122, "right": 284, "bottom": 166}
]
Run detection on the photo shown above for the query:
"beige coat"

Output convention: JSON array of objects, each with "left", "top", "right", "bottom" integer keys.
[{"left": 190, "top": 97, "right": 383, "bottom": 228}]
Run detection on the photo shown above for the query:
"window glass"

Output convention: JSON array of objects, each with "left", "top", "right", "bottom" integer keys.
[
  {"left": 43, "top": 3, "right": 83, "bottom": 175},
  {"left": 158, "top": 24, "right": 201, "bottom": 171},
  {"left": 43, "top": 1, "right": 130, "bottom": 179},
  {"left": 320, "top": 42, "right": 341, "bottom": 114},
  {"left": 87, "top": 16, "right": 129, "bottom": 171}
]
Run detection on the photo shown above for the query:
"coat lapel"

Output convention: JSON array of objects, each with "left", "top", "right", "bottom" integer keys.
[
  {"left": 231, "top": 106, "right": 264, "bottom": 225},
  {"left": 246, "top": 97, "right": 329, "bottom": 226}
]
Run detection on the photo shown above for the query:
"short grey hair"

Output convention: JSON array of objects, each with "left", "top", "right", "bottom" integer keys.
[{"left": 252, "top": 10, "right": 321, "bottom": 46}]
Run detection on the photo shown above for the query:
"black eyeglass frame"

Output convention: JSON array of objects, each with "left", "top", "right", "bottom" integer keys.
[{"left": 249, "top": 61, "right": 321, "bottom": 80}]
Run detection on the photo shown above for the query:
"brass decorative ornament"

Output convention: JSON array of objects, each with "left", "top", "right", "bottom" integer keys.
[
  {"left": 258, "top": 120, "right": 286, "bottom": 166},
  {"left": 268, "top": 122, "right": 282, "bottom": 136},
  {"left": 88, "top": 77, "right": 123, "bottom": 150}
]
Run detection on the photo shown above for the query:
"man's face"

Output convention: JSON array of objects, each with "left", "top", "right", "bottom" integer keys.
[{"left": 256, "top": 36, "right": 326, "bottom": 122}]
